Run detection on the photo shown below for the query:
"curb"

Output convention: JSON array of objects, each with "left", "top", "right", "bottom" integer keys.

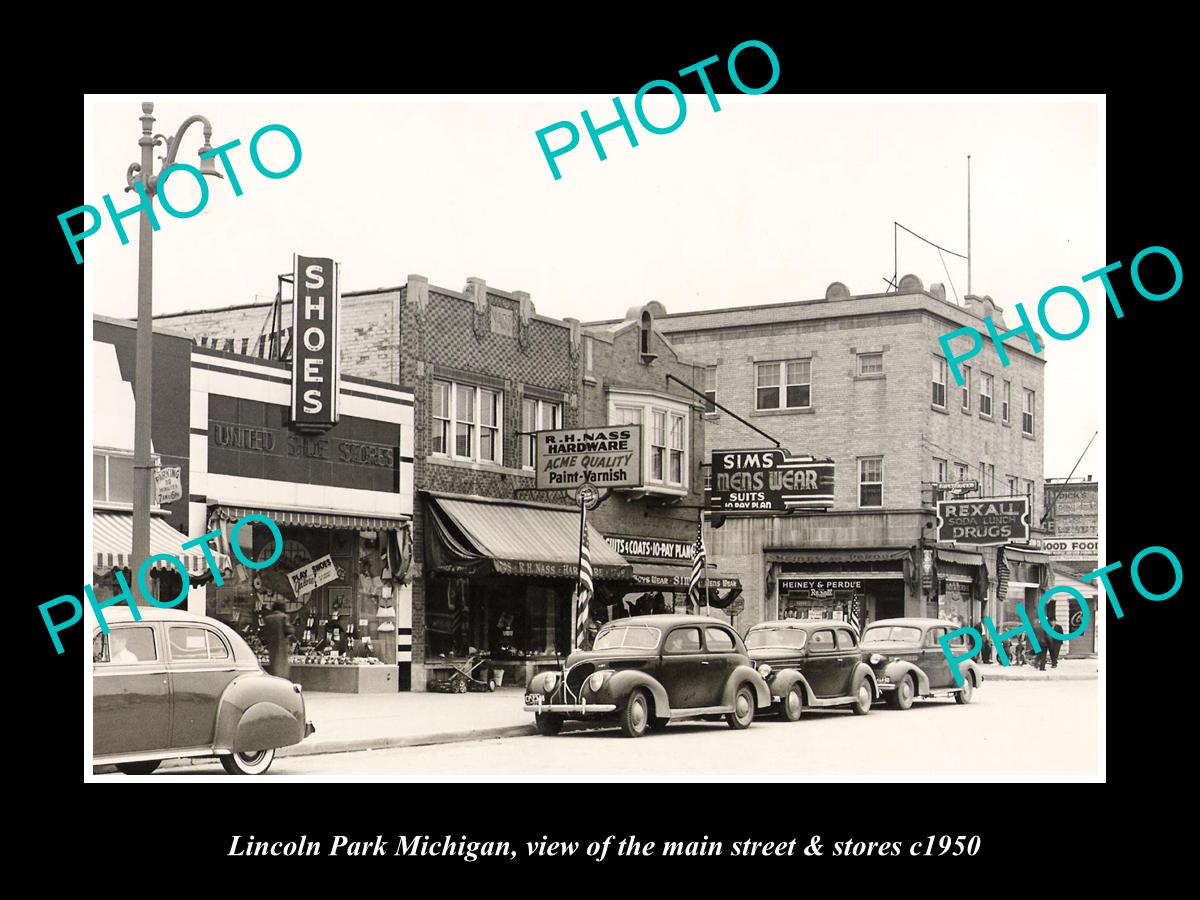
[{"left": 983, "top": 672, "right": 1097, "bottom": 682}]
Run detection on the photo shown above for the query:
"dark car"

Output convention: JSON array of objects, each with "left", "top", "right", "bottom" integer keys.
[
  {"left": 523, "top": 614, "right": 772, "bottom": 738},
  {"left": 743, "top": 620, "right": 879, "bottom": 720},
  {"left": 860, "top": 618, "right": 983, "bottom": 709},
  {"left": 93, "top": 607, "right": 314, "bottom": 775}
]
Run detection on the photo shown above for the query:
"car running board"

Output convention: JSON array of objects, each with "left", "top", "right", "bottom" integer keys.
[
  {"left": 667, "top": 705, "right": 732, "bottom": 719},
  {"left": 804, "top": 694, "right": 859, "bottom": 708}
]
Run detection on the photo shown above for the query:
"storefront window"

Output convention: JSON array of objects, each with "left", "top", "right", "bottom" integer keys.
[{"left": 425, "top": 577, "right": 570, "bottom": 660}]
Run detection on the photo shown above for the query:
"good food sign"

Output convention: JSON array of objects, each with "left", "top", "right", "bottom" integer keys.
[
  {"left": 291, "top": 254, "right": 340, "bottom": 431},
  {"left": 535, "top": 426, "right": 643, "bottom": 489},
  {"left": 707, "top": 449, "right": 834, "bottom": 512},
  {"left": 936, "top": 496, "right": 1030, "bottom": 545}
]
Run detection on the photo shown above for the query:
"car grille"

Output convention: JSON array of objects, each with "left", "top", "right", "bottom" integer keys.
[{"left": 565, "top": 663, "right": 595, "bottom": 698}]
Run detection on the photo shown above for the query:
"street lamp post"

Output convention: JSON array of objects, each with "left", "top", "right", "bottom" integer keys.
[{"left": 125, "top": 102, "right": 222, "bottom": 588}]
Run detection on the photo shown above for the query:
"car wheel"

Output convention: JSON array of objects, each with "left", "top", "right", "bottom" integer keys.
[
  {"left": 780, "top": 684, "right": 804, "bottom": 722},
  {"left": 852, "top": 679, "right": 873, "bottom": 715},
  {"left": 955, "top": 674, "right": 975, "bottom": 704},
  {"left": 726, "top": 684, "right": 756, "bottom": 730},
  {"left": 115, "top": 760, "right": 160, "bottom": 776},
  {"left": 220, "top": 748, "right": 276, "bottom": 775},
  {"left": 888, "top": 675, "right": 915, "bottom": 710},
  {"left": 620, "top": 689, "right": 651, "bottom": 738},
  {"left": 534, "top": 712, "right": 564, "bottom": 736}
]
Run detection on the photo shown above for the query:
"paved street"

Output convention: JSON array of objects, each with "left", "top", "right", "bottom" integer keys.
[{"left": 142, "top": 680, "right": 1097, "bottom": 777}]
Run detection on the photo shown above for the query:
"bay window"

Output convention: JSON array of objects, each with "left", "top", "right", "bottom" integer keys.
[
  {"left": 608, "top": 392, "right": 690, "bottom": 493},
  {"left": 650, "top": 411, "right": 666, "bottom": 481}
]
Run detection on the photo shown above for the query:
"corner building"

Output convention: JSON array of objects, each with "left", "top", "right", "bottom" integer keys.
[{"left": 591, "top": 275, "right": 1052, "bottom": 634}]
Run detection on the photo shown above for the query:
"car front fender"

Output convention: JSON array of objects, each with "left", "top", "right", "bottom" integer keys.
[
  {"left": 884, "top": 660, "right": 930, "bottom": 694},
  {"left": 853, "top": 663, "right": 880, "bottom": 698},
  {"left": 596, "top": 670, "right": 671, "bottom": 717},
  {"left": 961, "top": 659, "right": 982, "bottom": 688},
  {"left": 722, "top": 666, "right": 772, "bottom": 709},
  {"left": 213, "top": 673, "right": 306, "bottom": 753}
]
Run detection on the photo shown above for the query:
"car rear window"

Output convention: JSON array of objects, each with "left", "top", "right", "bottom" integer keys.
[
  {"left": 809, "top": 629, "right": 835, "bottom": 649},
  {"left": 94, "top": 626, "right": 157, "bottom": 664},
  {"left": 168, "top": 626, "right": 229, "bottom": 661},
  {"left": 705, "top": 627, "right": 735, "bottom": 652},
  {"left": 836, "top": 629, "right": 857, "bottom": 649}
]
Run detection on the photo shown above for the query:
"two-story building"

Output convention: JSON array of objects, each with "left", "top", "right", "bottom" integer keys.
[{"left": 588, "top": 275, "right": 1053, "bottom": 635}]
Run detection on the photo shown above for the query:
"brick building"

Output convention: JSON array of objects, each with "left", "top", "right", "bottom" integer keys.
[
  {"left": 158, "top": 277, "right": 718, "bottom": 689},
  {"left": 1040, "top": 476, "right": 1099, "bottom": 656},
  {"left": 588, "top": 275, "right": 1053, "bottom": 635}
]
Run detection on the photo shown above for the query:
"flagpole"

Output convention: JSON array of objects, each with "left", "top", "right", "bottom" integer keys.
[
  {"left": 703, "top": 510, "right": 710, "bottom": 616},
  {"left": 572, "top": 489, "right": 587, "bottom": 651}
]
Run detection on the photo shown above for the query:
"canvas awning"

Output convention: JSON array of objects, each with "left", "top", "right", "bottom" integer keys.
[
  {"left": 936, "top": 548, "right": 984, "bottom": 567},
  {"left": 93, "top": 511, "right": 231, "bottom": 576},
  {"left": 424, "top": 492, "right": 632, "bottom": 580},
  {"left": 1050, "top": 569, "right": 1097, "bottom": 598},
  {"left": 211, "top": 504, "right": 410, "bottom": 531},
  {"left": 1003, "top": 546, "right": 1051, "bottom": 565}
]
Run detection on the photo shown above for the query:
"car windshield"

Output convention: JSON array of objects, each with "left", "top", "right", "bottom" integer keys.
[
  {"left": 745, "top": 628, "right": 808, "bottom": 650},
  {"left": 863, "top": 626, "right": 922, "bottom": 644},
  {"left": 593, "top": 625, "right": 661, "bottom": 650}
]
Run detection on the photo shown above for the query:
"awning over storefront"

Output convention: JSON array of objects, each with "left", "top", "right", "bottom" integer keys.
[
  {"left": 211, "top": 504, "right": 410, "bottom": 531},
  {"left": 936, "top": 548, "right": 984, "bottom": 567},
  {"left": 424, "top": 492, "right": 633, "bottom": 581},
  {"left": 766, "top": 548, "right": 910, "bottom": 565},
  {"left": 93, "top": 511, "right": 232, "bottom": 576},
  {"left": 625, "top": 562, "right": 742, "bottom": 592},
  {"left": 1003, "top": 546, "right": 1052, "bottom": 566},
  {"left": 1050, "top": 570, "right": 1096, "bottom": 598}
]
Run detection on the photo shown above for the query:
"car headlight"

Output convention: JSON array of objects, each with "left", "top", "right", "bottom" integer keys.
[
  {"left": 544, "top": 672, "right": 558, "bottom": 693},
  {"left": 587, "top": 670, "right": 612, "bottom": 692},
  {"left": 757, "top": 663, "right": 772, "bottom": 680},
  {"left": 869, "top": 653, "right": 886, "bottom": 666}
]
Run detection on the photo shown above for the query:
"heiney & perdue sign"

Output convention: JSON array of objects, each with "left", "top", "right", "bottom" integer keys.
[
  {"left": 936, "top": 496, "right": 1030, "bottom": 545},
  {"left": 291, "top": 254, "right": 339, "bottom": 430}
]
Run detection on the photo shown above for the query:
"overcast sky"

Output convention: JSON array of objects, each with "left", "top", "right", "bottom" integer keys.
[{"left": 85, "top": 95, "right": 1102, "bottom": 479}]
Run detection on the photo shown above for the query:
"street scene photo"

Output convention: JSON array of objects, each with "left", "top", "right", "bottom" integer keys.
[{"left": 83, "top": 94, "right": 1102, "bottom": 779}]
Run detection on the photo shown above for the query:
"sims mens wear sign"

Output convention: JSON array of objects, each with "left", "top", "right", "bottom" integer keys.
[
  {"left": 708, "top": 450, "right": 835, "bottom": 512},
  {"left": 936, "top": 496, "right": 1031, "bottom": 544},
  {"left": 535, "top": 426, "right": 642, "bottom": 489},
  {"left": 292, "top": 254, "right": 339, "bottom": 430}
]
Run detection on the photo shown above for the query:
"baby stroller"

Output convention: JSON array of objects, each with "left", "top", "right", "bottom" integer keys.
[{"left": 442, "top": 650, "right": 496, "bottom": 693}]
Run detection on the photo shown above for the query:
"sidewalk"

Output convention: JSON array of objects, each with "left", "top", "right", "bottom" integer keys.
[{"left": 979, "top": 657, "right": 1098, "bottom": 682}]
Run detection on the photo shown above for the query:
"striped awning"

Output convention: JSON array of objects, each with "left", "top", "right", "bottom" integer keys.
[
  {"left": 211, "top": 504, "right": 410, "bottom": 531},
  {"left": 93, "top": 511, "right": 232, "bottom": 576}
]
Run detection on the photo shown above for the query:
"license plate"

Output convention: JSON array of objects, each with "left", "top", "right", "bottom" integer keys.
[{"left": 524, "top": 693, "right": 544, "bottom": 706}]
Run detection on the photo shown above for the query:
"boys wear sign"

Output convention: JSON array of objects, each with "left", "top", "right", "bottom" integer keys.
[{"left": 291, "top": 254, "right": 340, "bottom": 431}]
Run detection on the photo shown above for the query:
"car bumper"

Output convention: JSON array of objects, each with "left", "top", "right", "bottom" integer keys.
[{"left": 523, "top": 703, "right": 618, "bottom": 714}]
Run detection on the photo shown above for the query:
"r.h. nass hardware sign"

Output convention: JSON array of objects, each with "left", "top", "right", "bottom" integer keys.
[{"left": 291, "top": 254, "right": 339, "bottom": 430}]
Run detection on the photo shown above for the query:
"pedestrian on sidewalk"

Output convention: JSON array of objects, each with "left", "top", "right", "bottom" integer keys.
[
  {"left": 1031, "top": 619, "right": 1049, "bottom": 671},
  {"left": 263, "top": 601, "right": 294, "bottom": 679},
  {"left": 1047, "top": 626, "right": 1062, "bottom": 668}
]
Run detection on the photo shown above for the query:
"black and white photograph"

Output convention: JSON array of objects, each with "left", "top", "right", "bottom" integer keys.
[{"left": 72, "top": 89, "right": 1118, "bottom": 783}]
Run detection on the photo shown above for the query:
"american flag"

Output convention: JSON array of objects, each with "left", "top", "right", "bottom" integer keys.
[
  {"left": 688, "top": 522, "right": 706, "bottom": 613},
  {"left": 574, "top": 517, "right": 593, "bottom": 650}
]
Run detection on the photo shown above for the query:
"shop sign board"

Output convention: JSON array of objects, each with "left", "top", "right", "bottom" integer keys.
[
  {"left": 779, "top": 578, "right": 865, "bottom": 593},
  {"left": 606, "top": 535, "right": 693, "bottom": 561},
  {"left": 154, "top": 465, "right": 182, "bottom": 504},
  {"left": 1041, "top": 536, "right": 1099, "bottom": 562},
  {"left": 291, "top": 254, "right": 340, "bottom": 430},
  {"left": 934, "top": 480, "right": 979, "bottom": 497},
  {"left": 725, "top": 597, "right": 745, "bottom": 616},
  {"left": 535, "top": 426, "right": 642, "bottom": 489},
  {"left": 936, "top": 496, "right": 1030, "bottom": 545},
  {"left": 707, "top": 449, "right": 834, "bottom": 512},
  {"left": 287, "top": 553, "right": 339, "bottom": 598}
]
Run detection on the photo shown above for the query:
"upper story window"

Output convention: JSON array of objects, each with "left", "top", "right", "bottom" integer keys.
[
  {"left": 933, "top": 457, "right": 948, "bottom": 483},
  {"left": 858, "top": 352, "right": 884, "bottom": 376},
  {"left": 703, "top": 366, "right": 717, "bottom": 413},
  {"left": 1024, "top": 478, "right": 1036, "bottom": 521},
  {"left": 1022, "top": 389, "right": 1036, "bottom": 436},
  {"left": 1006, "top": 475, "right": 1019, "bottom": 496},
  {"left": 585, "top": 337, "right": 594, "bottom": 373},
  {"left": 980, "top": 373, "right": 994, "bottom": 418},
  {"left": 608, "top": 393, "right": 689, "bottom": 492},
  {"left": 521, "top": 397, "right": 562, "bottom": 469},
  {"left": 954, "top": 462, "right": 969, "bottom": 483},
  {"left": 960, "top": 365, "right": 972, "bottom": 412},
  {"left": 1001, "top": 380, "right": 1011, "bottom": 424},
  {"left": 859, "top": 457, "right": 883, "bottom": 508},
  {"left": 932, "top": 356, "right": 947, "bottom": 409},
  {"left": 756, "top": 359, "right": 811, "bottom": 411},
  {"left": 93, "top": 449, "right": 161, "bottom": 506},
  {"left": 432, "top": 378, "right": 502, "bottom": 465}
]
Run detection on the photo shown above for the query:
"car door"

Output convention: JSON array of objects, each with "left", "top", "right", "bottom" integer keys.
[
  {"left": 93, "top": 624, "right": 171, "bottom": 757},
  {"left": 804, "top": 629, "right": 839, "bottom": 697},
  {"left": 167, "top": 624, "right": 241, "bottom": 749},
  {"left": 658, "top": 626, "right": 704, "bottom": 709},
  {"left": 703, "top": 627, "right": 740, "bottom": 707},
  {"left": 833, "top": 628, "right": 861, "bottom": 696},
  {"left": 922, "top": 626, "right": 954, "bottom": 689}
]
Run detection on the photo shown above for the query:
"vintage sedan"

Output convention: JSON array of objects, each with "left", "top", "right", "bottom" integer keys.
[
  {"left": 523, "top": 615, "right": 772, "bottom": 738},
  {"left": 744, "top": 620, "right": 878, "bottom": 720},
  {"left": 93, "top": 607, "right": 314, "bottom": 775},
  {"left": 860, "top": 618, "right": 982, "bottom": 709}
]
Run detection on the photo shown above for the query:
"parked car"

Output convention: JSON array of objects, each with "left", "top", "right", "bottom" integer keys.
[
  {"left": 93, "top": 607, "right": 315, "bottom": 775},
  {"left": 743, "top": 620, "right": 878, "bottom": 720},
  {"left": 523, "top": 614, "right": 772, "bottom": 738},
  {"left": 859, "top": 617, "right": 982, "bottom": 709}
]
